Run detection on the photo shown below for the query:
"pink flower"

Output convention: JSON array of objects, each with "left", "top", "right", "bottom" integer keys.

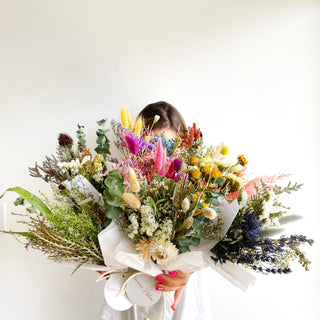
[
  {"left": 155, "top": 139, "right": 166, "bottom": 175},
  {"left": 125, "top": 134, "right": 139, "bottom": 155}
]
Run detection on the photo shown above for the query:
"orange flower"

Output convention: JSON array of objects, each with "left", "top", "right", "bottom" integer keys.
[
  {"left": 238, "top": 155, "right": 248, "bottom": 166},
  {"left": 211, "top": 170, "right": 222, "bottom": 178}
]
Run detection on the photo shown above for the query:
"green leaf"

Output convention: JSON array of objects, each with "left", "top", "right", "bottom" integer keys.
[
  {"left": 178, "top": 238, "right": 192, "bottom": 247},
  {"left": 97, "top": 119, "right": 107, "bottom": 126},
  {"left": 192, "top": 215, "right": 207, "bottom": 229},
  {"left": 105, "top": 205, "right": 120, "bottom": 219},
  {"left": 191, "top": 237, "right": 200, "bottom": 247},
  {"left": 0, "top": 187, "right": 51, "bottom": 216},
  {"left": 214, "top": 177, "right": 225, "bottom": 187},
  {"left": 1, "top": 230, "right": 37, "bottom": 239}
]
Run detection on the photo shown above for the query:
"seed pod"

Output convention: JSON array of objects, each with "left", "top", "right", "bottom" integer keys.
[
  {"left": 128, "top": 167, "right": 140, "bottom": 192},
  {"left": 181, "top": 198, "right": 190, "bottom": 212},
  {"left": 181, "top": 217, "right": 194, "bottom": 229},
  {"left": 202, "top": 207, "right": 217, "bottom": 220},
  {"left": 121, "top": 193, "right": 141, "bottom": 209}
]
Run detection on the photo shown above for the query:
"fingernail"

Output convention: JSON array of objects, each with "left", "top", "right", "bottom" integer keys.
[
  {"left": 156, "top": 285, "right": 164, "bottom": 291},
  {"left": 171, "top": 305, "right": 176, "bottom": 311},
  {"left": 156, "top": 276, "right": 164, "bottom": 282},
  {"left": 169, "top": 271, "right": 177, "bottom": 276}
]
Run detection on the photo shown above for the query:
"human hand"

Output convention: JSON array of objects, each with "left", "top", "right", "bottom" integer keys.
[{"left": 155, "top": 270, "right": 193, "bottom": 311}]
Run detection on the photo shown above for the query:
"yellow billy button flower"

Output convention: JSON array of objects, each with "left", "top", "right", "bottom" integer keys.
[
  {"left": 121, "top": 107, "right": 130, "bottom": 129},
  {"left": 190, "top": 156, "right": 200, "bottom": 165},
  {"left": 121, "top": 193, "right": 141, "bottom": 209},
  {"left": 203, "top": 165, "right": 213, "bottom": 175},
  {"left": 191, "top": 169, "right": 201, "bottom": 179},
  {"left": 238, "top": 154, "right": 248, "bottom": 166},
  {"left": 134, "top": 117, "right": 142, "bottom": 137},
  {"left": 221, "top": 146, "right": 229, "bottom": 155},
  {"left": 211, "top": 170, "right": 222, "bottom": 178},
  {"left": 128, "top": 167, "right": 140, "bottom": 192}
]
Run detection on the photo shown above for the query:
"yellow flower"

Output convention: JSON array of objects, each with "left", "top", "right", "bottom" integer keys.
[
  {"left": 128, "top": 112, "right": 134, "bottom": 131},
  {"left": 190, "top": 156, "right": 200, "bottom": 165},
  {"left": 94, "top": 154, "right": 104, "bottom": 163},
  {"left": 192, "top": 169, "right": 201, "bottom": 179},
  {"left": 238, "top": 155, "right": 248, "bottom": 166},
  {"left": 211, "top": 170, "right": 222, "bottom": 178},
  {"left": 202, "top": 202, "right": 210, "bottom": 207},
  {"left": 203, "top": 165, "right": 213, "bottom": 175},
  {"left": 121, "top": 107, "right": 129, "bottom": 129},
  {"left": 93, "top": 162, "right": 102, "bottom": 171},
  {"left": 221, "top": 146, "right": 229, "bottom": 155},
  {"left": 134, "top": 117, "right": 142, "bottom": 137}
]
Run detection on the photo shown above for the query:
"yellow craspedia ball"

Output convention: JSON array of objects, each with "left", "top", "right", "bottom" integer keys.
[
  {"left": 190, "top": 156, "right": 200, "bottom": 165},
  {"left": 211, "top": 170, "right": 222, "bottom": 178},
  {"left": 203, "top": 165, "right": 213, "bottom": 175},
  {"left": 192, "top": 169, "right": 202, "bottom": 179},
  {"left": 221, "top": 146, "right": 229, "bottom": 156}
]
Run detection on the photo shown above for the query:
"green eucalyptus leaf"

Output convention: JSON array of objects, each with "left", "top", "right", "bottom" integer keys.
[
  {"left": 105, "top": 205, "right": 120, "bottom": 219},
  {"left": 191, "top": 237, "right": 200, "bottom": 247}
]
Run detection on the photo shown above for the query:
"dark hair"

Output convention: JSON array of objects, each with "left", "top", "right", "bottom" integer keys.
[{"left": 138, "top": 101, "right": 187, "bottom": 133}]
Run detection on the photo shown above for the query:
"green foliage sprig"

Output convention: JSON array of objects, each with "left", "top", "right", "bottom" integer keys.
[
  {"left": 76, "top": 124, "right": 87, "bottom": 151},
  {"left": 95, "top": 119, "right": 110, "bottom": 158}
]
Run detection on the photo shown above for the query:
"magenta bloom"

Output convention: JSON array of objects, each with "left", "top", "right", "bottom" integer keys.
[
  {"left": 125, "top": 134, "right": 139, "bottom": 155},
  {"left": 166, "top": 158, "right": 182, "bottom": 180}
]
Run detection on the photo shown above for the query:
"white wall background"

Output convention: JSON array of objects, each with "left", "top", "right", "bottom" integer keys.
[{"left": 0, "top": 0, "right": 319, "bottom": 319}]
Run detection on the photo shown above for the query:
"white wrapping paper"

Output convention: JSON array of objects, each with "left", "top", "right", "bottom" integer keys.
[{"left": 60, "top": 175, "right": 255, "bottom": 320}]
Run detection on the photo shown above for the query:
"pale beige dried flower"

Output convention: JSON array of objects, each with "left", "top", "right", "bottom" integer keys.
[
  {"left": 128, "top": 167, "right": 140, "bottom": 192},
  {"left": 202, "top": 207, "right": 217, "bottom": 220},
  {"left": 121, "top": 193, "right": 141, "bottom": 209}
]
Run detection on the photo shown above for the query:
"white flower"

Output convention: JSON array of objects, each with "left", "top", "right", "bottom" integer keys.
[
  {"left": 81, "top": 156, "right": 91, "bottom": 165},
  {"left": 127, "top": 214, "right": 139, "bottom": 239},
  {"left": 153, "top": 219, "right": 173, "bottom": 241},
  {"left": 149, "top": 239, "right": 178, "bottom": 265},
  {"left": 140, "top": 205, "right": 158, "bottom": 237}
]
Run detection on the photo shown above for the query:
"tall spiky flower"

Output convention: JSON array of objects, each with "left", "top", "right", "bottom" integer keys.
[
  {"left": 121, "top": 107, "right": 130, "bottom": 129},
  {"left": 154, "top": 139, "right": 166, "bottom": 175},
  {"left": 134, "top": 117, "right": 142, "bottom": 137},
  {"left": 125, "top": 133, "right": 139, "bottom": 155}
]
